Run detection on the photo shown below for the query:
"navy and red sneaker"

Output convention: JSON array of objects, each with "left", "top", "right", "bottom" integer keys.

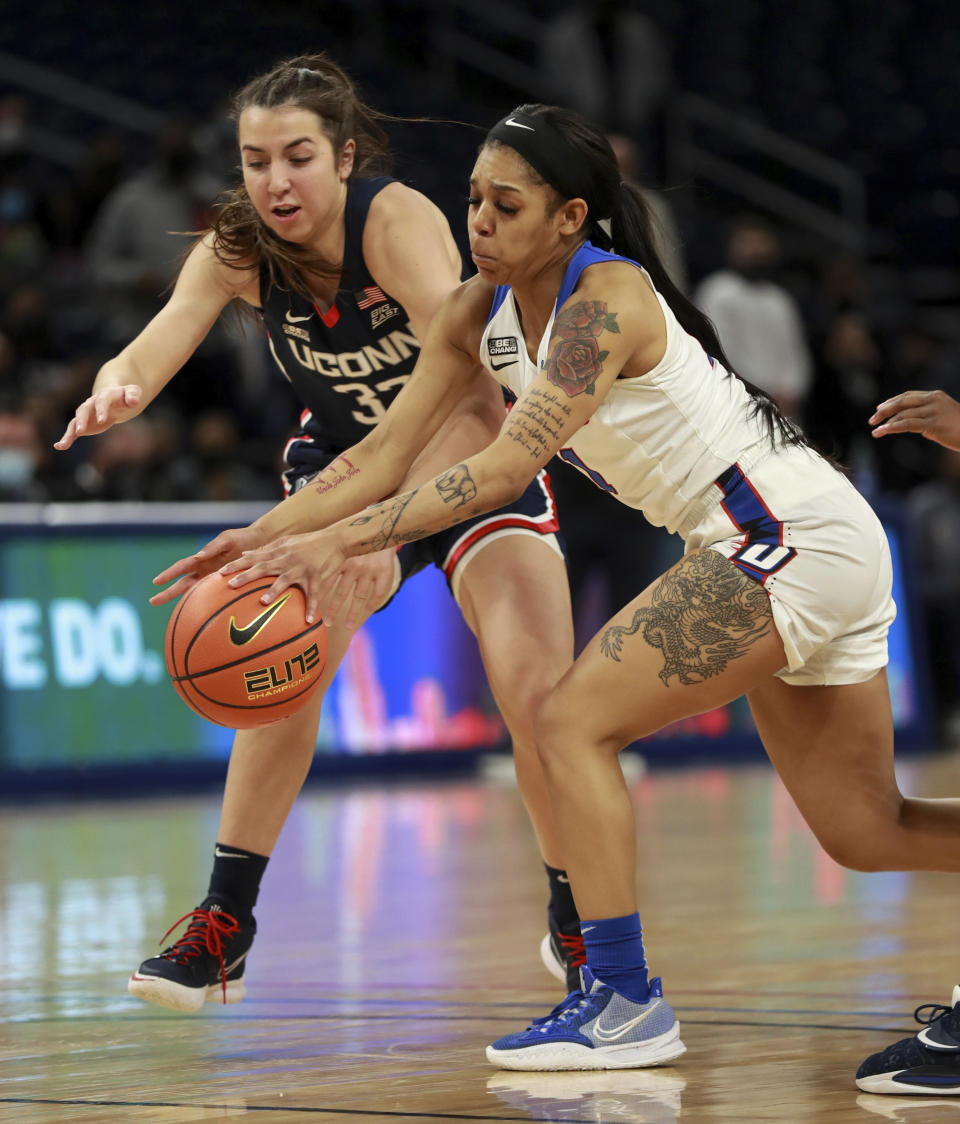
[
  {"left": 128, "top": 895, "right": 255, "bottom": 1013},
  {"left": 540, "top": 906, "right": 587, "bottom": 995},
  {"left": 857, "top": 986, "right": 960, "bottom": 1095}
]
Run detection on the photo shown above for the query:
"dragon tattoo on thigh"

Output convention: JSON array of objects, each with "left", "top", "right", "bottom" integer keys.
[{"left": 600, "top": 550, "right": 773, "bottom": 685}]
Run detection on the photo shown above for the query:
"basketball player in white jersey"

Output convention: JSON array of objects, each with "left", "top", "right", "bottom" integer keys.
[{"left": 159, "top": 103, "right": 960, "bottom": 1086}]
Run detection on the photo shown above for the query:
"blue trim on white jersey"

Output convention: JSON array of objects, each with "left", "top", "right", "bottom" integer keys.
[
  {"left": 558, "top": 447, "right": 618, "bottom": 494},
  {"left": 555, "top": 241, "right": 636, "bottom": 309},
  {"left": 715, "top": 463, "right": 797, "bottom": 584},
  {"left": 487, "top": 285, "right": 512, "bottom": 324}
]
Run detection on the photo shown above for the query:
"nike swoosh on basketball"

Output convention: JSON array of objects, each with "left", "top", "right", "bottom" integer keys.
[
  {"left": 505, "top": 117, "right": 535, "bottom": 131},
  {"left": 285, "top": 309, "right": 312, "bottom": 323},
  {"left": 490, "top": 358, "right": 518, "bottom": 371},
  {"left": 593, "top": 1002, "right": 660, "bottom": 1042},
  {"left": 228, "top": 593, "right": 292, "bottom": 646}
]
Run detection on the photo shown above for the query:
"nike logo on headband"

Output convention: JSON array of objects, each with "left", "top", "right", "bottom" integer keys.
[{"left": 504, "top": 117, "right": 535, "bottom": 131}]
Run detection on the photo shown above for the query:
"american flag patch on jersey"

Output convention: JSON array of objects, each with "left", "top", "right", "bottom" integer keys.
[{"left": 356, "top": 285, "right": 387, "bottom": 309}]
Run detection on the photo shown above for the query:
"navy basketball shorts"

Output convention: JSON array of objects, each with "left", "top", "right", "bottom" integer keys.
[
  {"left": 281, "top": 428, "right": 564, "bottom": 609},
  {"left": 684, "top": 445, "right": 896, "bottom": 686}
]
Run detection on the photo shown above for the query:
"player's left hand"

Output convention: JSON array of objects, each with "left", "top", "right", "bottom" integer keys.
[
  {"left": 150, "top": 525, "right": 263, "bottom": 606},
  {"left": 220, "top": 530, "right": 350, "bottom": 625},
  {"left": 325, "top": 549, "right": 398, "bottom": 630}
]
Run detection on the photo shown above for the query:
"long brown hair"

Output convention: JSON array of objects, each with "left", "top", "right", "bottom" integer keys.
[{"left": 210, "top": 53, "right": 394, "bottom": 299}]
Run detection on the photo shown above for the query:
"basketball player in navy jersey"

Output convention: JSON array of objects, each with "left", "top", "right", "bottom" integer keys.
[
  {"left": 199, "top": 103, "right": 960, "bottom": 1079},
  {"left": 56, "top": 56, "right": 582, "bottom": 1013}
]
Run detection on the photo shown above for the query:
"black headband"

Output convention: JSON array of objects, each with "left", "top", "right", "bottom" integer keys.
[{"left": 485, "top": 109, "right": 611, "bottom": 221}]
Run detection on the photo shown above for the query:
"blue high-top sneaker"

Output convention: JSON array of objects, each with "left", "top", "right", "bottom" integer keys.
[
  {"left": 857, "top": 986, "right": 960, "bottom": 1095},
  {"left": 486, "top": 967, "right": 685, "bottom": 1071}
]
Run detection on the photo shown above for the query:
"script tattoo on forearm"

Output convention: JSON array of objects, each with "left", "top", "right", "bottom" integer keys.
[
  {"left": 600, "top": 550, "right": 772, "bottom": 684},
  {"left": 348, "top": 491, "right": 430, "bottom": 551},
  {"left": 545, "top": 300, "right": 620, "bottom": 397},
  {"left": 311, "top": 455, "right": 359, "bottom": 496},
  {"left": 435, "top": 464, "right": 477, "bottom": 508},
  {"left": 505, "top": 386, "right": 574, "bottom": 460}
]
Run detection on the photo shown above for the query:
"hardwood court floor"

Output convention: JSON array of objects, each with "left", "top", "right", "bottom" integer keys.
[{"left": 2, "top": 750, "right": 960, "bottom": 1123}]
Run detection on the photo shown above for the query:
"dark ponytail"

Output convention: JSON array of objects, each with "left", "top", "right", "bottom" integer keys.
[
  {"left": 609, "top": 179, "right": 806, "bottom": 449},
  {"left": 488, "top": 103, "right": 808, "bottom": 451}
]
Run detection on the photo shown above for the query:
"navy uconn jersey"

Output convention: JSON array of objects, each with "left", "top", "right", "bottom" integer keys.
[
  {"left": 261, "top": 176, "right": 562, "bottom": 599},
  {"left": 259, "top": 177, "right": 427, "bottom": 452}
]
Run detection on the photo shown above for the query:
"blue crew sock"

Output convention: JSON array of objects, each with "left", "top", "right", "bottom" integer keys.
[{"left": 581, "top": 911, "right": 650, "bottom": 1003}]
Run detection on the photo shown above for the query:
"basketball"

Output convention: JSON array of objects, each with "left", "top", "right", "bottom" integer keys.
[{"left": 164, "top": 572, "right": 328, "bottom": 728}]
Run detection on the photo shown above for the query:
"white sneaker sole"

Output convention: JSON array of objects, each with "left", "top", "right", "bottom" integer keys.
[
  {"left": 856, "top": 1070, "right": 960, "bottom": 1095},
  {"left": 539, "top": 932, "right": 566, "bottom": 983},
  {"left": 128, "top": 971, "right": 246, "bottom": 1012},
  {"left": 486, "top": 1020, "right": 686, "bottom": 1071}
]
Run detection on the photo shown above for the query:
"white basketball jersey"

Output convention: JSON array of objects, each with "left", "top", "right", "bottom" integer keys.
[{"left": 479, "top": 242, "right": 777, "bottom": 536}]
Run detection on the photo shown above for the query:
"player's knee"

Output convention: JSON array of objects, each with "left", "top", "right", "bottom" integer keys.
[
  {"left": 533, "top": 688, "right": 619, "bottom": 770},
  {"left": 810, "top": 821, "right": 890, "bottom": 872},
  {"left": 497, "top": 665, "right": 565, "bottom": 747}
]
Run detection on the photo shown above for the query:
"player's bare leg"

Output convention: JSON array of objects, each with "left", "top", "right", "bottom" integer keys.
[
  {"left": 456, "top": 534, "right": 578, "bottom": 986},
  {"left": 487, "top": 550, "right": 786, "bottom": 1070},
  {"left": 128, "top": 621, "right": 356, "bottom": 1012}
]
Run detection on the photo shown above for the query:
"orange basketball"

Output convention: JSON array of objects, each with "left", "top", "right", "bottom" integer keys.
[{"left": 165, "top": 572, "right": 328, "bottom": 728}]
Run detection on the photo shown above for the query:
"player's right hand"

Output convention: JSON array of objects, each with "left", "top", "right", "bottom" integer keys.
[
  {"left": 150, "top": 526, "right": 264, "bottom": 607},
  {"left": 54, "top": 385, "right": 144, "bottom": 450}
]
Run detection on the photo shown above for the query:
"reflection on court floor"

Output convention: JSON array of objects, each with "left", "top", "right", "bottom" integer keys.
[{"left": 2, "top": 752, "right": 958, "bottom": 1122}]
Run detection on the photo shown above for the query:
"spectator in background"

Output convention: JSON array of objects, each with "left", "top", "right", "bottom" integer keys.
[
  {"left": 539, "top": 1, "right": 671, "bottom": 180},
  {"left": 0, "top": 404, "right": 44, "bottom": 501},
  {"left": 36, "top": 131, "right": 127, "bottom": 256},
  {"left": 694, "top": 214, "right": 813, "bottom": 421},
  {"left": 67, "top": 415, "right": 162, "bottom": 502},
  {"left": 805, "top": 310, "right": 889, "bottom": 493},
  {"left": 0, "top": 94, "right": 36, "bottom": 282},
  {"left": 85, "top": 117, "right": 243, "bottom": 419},
  {"left": 607, "top": 132, "right": 687, "bottom": 293},
  {"left": 86, "top": 118, "right": 221, "bottom": 341},
  {"left": 164, "top": 410, "right": 278, "bottom": 503},
  {"left": 901, "top": 445, "right": 960, "bottom": 736}
]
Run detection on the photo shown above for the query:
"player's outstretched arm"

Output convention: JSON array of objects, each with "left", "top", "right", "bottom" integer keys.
[
  {"left": 870, "top": 389, "right": 960, "bottom": 450},
  {"left": 55, "top": 236, "right": 257, "bottom": 449},
  {"left": 244, "top": 280, "right": 496, "bottom": 541},
  {"left": 223, "top": 279, "right": 639, "bottom": 623},
  {"left": 150, "top": 281, "right": 495, "bottom": 605}
]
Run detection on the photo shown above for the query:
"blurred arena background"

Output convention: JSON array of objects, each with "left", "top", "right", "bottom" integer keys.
[{"left": 1, "top": 0, "right": 958, "bottom": 792}]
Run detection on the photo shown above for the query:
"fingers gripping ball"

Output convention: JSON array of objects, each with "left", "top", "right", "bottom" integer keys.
[{"left": 165, "top": 573, "right": 328, "bottom": 728}]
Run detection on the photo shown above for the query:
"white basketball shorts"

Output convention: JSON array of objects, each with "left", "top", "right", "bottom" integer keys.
[{"left": 684, "top": 446, "right": 896, "bottom": 686}]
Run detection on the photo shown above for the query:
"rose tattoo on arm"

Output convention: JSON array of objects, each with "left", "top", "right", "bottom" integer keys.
[{"left": 545, "top": 300, "right": 620, "bottom": 397}]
